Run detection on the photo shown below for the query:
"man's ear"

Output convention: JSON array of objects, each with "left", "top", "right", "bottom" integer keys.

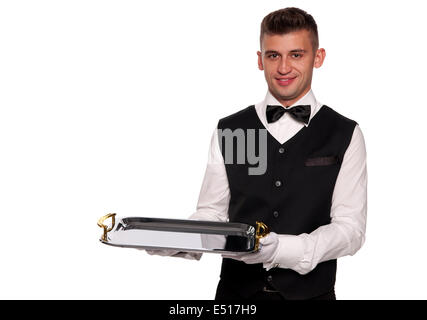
[
  {"left": 314, "top": 48, "right": 326, "bottom": 68},
  {"left": 257, "top": 51, "right": 264, "bottom": 70}
]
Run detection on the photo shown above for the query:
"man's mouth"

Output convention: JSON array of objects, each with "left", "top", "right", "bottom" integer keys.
[{"left": 275, "top": 76, "right": 297, "bottom": 86}]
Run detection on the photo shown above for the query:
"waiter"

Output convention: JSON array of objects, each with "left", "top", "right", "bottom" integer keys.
[{"left": 147, "top": 7, "right": 367, "bottom": 300}]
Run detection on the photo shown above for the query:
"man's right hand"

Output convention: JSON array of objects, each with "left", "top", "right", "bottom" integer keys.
[{"left": 145, "top": 249, "right": 202, "bottom": 260}]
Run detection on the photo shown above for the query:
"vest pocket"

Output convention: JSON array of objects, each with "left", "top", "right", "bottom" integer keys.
[{"left": 304, "top": 155, "right": 339, "bottom": 166}]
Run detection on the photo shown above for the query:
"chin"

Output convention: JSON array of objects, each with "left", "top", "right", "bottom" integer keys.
[{"left": 272, "top": 87, "right": 297, "bottom": 100}]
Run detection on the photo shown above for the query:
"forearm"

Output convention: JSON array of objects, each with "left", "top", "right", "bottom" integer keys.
[
  {"left": 268, "top": 217, "right": 366, "bottom": 274},
  {"left": 189, "top": 207, "right": 228, "bottom": 222}
]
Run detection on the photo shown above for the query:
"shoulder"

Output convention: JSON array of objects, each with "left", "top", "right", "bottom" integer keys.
[
  {"left": 217, "top": 105, "right": 256, "bottom": 129},
  {"left": 320, "top": 105, "right": 359, "bottom": 127}
]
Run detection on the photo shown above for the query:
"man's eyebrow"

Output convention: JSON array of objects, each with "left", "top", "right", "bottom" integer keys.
[
  {"left": 264, "top": 50, "right": 280, "bottom": 55},
  {"left": 263, "top": 49, "right": 307, "bottom": 55}
]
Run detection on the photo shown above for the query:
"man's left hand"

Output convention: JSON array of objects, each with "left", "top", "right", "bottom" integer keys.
[{"left": 222, "top": 232, "right": 279, "bottom": 265}]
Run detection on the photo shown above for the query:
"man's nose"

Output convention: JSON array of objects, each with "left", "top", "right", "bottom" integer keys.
[{"left": 277, "top": 57, "right": 292, "bottom": 74}]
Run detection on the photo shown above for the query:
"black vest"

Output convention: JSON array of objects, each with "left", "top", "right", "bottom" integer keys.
[{"left": 217, "top": 104, "right": 357, "bottom": 299}]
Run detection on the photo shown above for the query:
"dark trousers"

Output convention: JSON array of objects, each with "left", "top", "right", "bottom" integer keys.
[{"left": 215, "top": 279, "right": 336, "bottom": 300}]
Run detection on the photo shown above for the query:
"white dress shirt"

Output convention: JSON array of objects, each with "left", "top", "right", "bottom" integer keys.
[{"left": 190, "top": 89, "right": 367, "bottom": 275}]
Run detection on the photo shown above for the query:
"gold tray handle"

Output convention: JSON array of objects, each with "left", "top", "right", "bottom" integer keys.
[
  {"left": 255, "top": 221, "right": 269, "bottom": 251},
  {"left": 97, "top": 213, "right": 116, "bottom": 241}
]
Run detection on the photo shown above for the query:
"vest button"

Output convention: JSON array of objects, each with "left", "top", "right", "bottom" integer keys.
[
  {"left": 278, "top": 147, "right": 285, "bottom": 154},
  {"left": 267, "top": 275, "right": 273, "bottom": 282},
  {"left": 275, "top": 180, "right": 282, "bottom": 187},
  {"left": 273, "top": 211, "right": 279, "bottom": 218}
]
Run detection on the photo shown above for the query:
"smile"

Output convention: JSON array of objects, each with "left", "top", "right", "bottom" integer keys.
[{"left": 276, "top": 77, "right": 296, "bottom": 86}]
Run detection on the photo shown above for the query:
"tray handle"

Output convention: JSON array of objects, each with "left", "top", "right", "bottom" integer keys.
[
  {"left": 255, "top": 221, "right": 269, "bottom": 251},
  {"left": 97, "top": 213, "right": 116, "bottom": 241}
]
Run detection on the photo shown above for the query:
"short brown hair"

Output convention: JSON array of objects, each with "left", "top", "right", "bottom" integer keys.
[{"left": 260, "top": 7, "right": 319, "bottom": 52}]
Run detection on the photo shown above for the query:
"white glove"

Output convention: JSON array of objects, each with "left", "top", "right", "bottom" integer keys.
[
  {"left": 222, "top": 232, "right": 279, "bottom": 266},
  {"left": 145, "top": 248, "right": 202, "bottom": 261}
]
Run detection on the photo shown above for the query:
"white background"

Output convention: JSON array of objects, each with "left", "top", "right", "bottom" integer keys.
[{"left": 0, "top": 0, "right": 426, "bottom": 299}]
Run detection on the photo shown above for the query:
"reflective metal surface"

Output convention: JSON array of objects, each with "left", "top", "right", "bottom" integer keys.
[{"left": 97, "top": 214, "right": 269, "bottom": 253}]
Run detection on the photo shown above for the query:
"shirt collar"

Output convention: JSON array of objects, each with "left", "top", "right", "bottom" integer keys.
[{"left": 262, "top": 89, "right": 321, "bottom": 127}]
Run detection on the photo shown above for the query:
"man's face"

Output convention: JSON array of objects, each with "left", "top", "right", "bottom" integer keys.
[{"left": 257, "top": 29, "right": 325, "bottom": 106}]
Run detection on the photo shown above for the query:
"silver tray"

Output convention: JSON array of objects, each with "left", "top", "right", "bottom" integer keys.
[{"left": 97, "top": 213, "right": 269, "bottom": 253}]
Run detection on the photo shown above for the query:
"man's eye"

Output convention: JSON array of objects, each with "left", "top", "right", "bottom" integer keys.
[
  {"left": 267, "top": 53, "right": 279, "bottom": 59},
  {"left": 292, "top": 53, "right": 302, "bottom": 58}
]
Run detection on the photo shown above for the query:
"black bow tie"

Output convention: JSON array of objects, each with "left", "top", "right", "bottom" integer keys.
[{"left": 266, "top": 104, "right": 311, "bottom": 124}]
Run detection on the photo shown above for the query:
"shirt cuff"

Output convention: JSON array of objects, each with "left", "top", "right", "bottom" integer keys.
[{"left": 264, "top": 234, "right": 305, "bottom": 271}]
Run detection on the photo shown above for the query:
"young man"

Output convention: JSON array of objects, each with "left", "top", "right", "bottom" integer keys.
[{"left": 148, "top": 7, "right": 367, "bottom": 300}]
